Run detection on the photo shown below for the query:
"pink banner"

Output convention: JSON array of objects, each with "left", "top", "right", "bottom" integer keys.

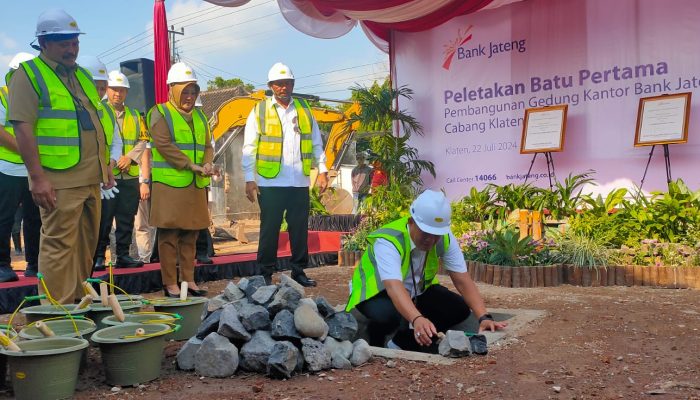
[{"left": 394, "top": 0, "right": 700, "bottom": 198}]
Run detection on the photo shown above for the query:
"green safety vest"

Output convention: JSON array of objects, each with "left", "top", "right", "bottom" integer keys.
[
  {"left": 19, "top": 57, "right": 111, "bottom": 170},
  {"left": 148, "top": 102, "right": 210, "bottom": 188},
  {"left": 106, "top": 101, "right": 143, "bottom": 177},
  {"left": 254, "top": 97, "right": 314, "bottom": 179},
  {"left": 345, "top": 216, "right": 450, "bottom": 312},
  {"left": 0, "top": 85, "right": 23, "bottom": 164}
]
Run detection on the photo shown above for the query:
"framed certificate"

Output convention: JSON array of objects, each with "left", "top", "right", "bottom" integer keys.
[
  {"left": 634, "top": 92, "right": 691, "bottom": 146},
  {"left": 520, "top": 105, "right": 568, "bottom": 154}
]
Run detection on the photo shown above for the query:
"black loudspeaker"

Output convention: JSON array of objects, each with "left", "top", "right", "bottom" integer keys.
[{"left": 120, "top": 58, "right": 155, "bottom": 114}]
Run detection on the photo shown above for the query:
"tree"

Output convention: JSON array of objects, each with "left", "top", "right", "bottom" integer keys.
[
  {"left": 207, "top": 76, "right": 255, "bottom": 92},
  {"left": 346, "top": 82, "right": 435, "bottom": 189}
]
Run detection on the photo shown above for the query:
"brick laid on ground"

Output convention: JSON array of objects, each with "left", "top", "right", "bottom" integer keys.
[{"left": 438, "top": 330, "right": 471, "bottom": 358}]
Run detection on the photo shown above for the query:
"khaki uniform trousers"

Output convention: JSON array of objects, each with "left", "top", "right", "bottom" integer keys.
[
  {"left": 158, "top": 228, "right": 197, "bottom": 286},
  {"left": 38, "top": 184, "right": 101, "bottom": 304}
]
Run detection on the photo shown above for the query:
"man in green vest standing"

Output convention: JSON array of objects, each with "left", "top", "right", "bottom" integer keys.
[
  {"left": 242, "top": 62, "right": 328, "bottom": 287},
  {"left": 10, "top": 9, "right": 115, "bottom": 304},
  {"left": 93, "top": 71, "right": 148, "bottom": 270},
  {"left": 0, "top": 52, "right": 41, "bottom": 283},
  {"left": 346, "top": 190, "right": 507, "bottom": 352}
]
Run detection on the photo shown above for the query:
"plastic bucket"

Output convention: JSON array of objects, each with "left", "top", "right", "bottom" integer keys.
[
  {"left": 152, "top": 297, "right": 207, "bottom": 340},
  {"left": 20, "top": 304, "right": 90, "bottom": 324},
  {"left": 102, "top": 312, "right": 181, "bottom": 340},
  {"left": 19, "top": 318, "right": 97, "bottom": 341},
  {"left": 0, "top": 325, "right": 14, "bottom": 389},
  {"left": 91, "top": 323, "right": 172, "bottom": 386},
  {"left": 88, "top": 300, "right": 144, "bottom": 330},
  {"left": 0, "top": 337, "right": 89, "bottom": 400},
  {"left": 114, "top": 294, "right": 144, "bottom": 302}
]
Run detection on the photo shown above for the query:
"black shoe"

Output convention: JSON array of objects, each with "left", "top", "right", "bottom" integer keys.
[
  {"left": 262, "top": 274, "right": 273, "bottom": 285},
  {"left": 196, "top": 255, "right": 213, "bottom": 265},
  {"left": 24, "top": 265, "right": 38, "bottom": 278},
  {"left": 187, "top": 287, "right": 208, "bottom": 297},
  {"left": 94, "top": 256, "right": 106, "bottom": 271},
  {"left": 292, "top": 272, "right": 317, "bottom": 287},
  {"left": 163, "top": 288, "right": 180, "bottom": 298},
  {"left": 116, "top": 256, "right": 144, "bottom": 269},
  {"left": 0, "top": 265, "right": 19, "bottom": 283}
]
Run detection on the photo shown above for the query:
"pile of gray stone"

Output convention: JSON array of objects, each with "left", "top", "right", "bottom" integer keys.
[{"left": 176, "top": 274, "right": 372, "bottom": 379}]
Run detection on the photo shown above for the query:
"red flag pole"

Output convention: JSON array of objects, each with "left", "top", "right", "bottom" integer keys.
[{"left": 154, "top": 0, "right": 170, "bottom": 104}]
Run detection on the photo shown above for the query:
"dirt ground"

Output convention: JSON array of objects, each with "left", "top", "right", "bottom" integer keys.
[{"left": 3, "top": 263, "right": 699, "bottom": 399}]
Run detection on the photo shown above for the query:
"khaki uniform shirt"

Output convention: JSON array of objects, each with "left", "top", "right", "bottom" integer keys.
[{"left": 8, "top": 53, "right": 109, "bottom": 190}]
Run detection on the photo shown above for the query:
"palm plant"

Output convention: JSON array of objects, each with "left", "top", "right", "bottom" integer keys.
[
  {"left": 346, "top": 82, "right": 435, "bottom": 188},
  {"left": 486, "top": 229, "right": 537, "bottom": 267},
  {"left": 549, "top": 170, "right": 595, "bottom": 219}
]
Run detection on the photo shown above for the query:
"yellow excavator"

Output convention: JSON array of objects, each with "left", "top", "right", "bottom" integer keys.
[
  {"left": 209, "top": 90, "right": 362, "bottom": 213},
  {"left": 210, "top": 89, "right": 361, "bottom": 178}
]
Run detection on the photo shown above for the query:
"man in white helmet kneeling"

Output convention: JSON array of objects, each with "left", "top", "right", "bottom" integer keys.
[{"left": 346, "top": 190, "right": 507, "bottom": 353}]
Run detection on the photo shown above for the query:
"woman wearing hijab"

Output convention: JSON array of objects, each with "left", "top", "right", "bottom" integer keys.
[{"left": 147, "top": 62, "right": 213, "bottom": 297}]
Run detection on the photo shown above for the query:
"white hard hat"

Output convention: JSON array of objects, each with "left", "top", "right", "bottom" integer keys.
[
  {"left": 8, "top": 53, "right": 35, "bottom": 70},
  {"left": 107, "top": 70, "right": 130, "bottom": 88},
  {"left": 35, "top": 9, "right": 84, "bottom": 37},
  {"left": 167, "top": 62, "right": 197, "bottom": 85},
  {"left": 410, "top": 190, "right": 452, "bottom": 235},
  {"left": 78, "top": 56, "right": 108, "bottom": 81},
  {"left": 267, "top": 62, "right": 294, "bottom": 82}
]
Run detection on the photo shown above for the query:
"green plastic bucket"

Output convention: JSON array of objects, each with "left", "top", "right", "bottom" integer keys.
[
  {"left": 114, "top": 294, "right": 144, "bottom": 302},
  {"left": 19, "top": 318, "right": 97, "bottom": 341},
  {"left": 0, "top": 325, "right": 13, "bottom": 389},
  {"left": 102, "top": 312, "right": 181, "bottom": 340},
  {"left": 20, "top": 304, "right": 90, "bottom": 324},
  {"left": 91, "top": 323, "right": 172, "bottom": 386},
  {"left": 88, "top": 300, "right": 144, "bottom": 330},
  {"left": 0, "top": 337, "right": 89, "bottom": 400},
  {"left": 152, "top": 297, "right": 207, "bottom": 340}
]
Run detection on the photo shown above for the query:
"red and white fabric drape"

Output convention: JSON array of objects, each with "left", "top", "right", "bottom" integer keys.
[{"left": 203, "top": 0, "right": 525, "bottom": 52}]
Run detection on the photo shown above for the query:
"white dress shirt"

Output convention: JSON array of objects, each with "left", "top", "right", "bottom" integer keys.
[
  {"left": 0, "top": 102, "right": 26, "bottom": 177},
  {"left": 374, "top": 229, "right": 467, "bottom": 298},
  {"left": 242, "top": 96, "right": 327, "bottom": 187}
]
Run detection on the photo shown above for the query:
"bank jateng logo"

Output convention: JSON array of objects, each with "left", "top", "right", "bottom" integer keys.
[{"left": 442, "top": 25, "right": 527, "bottom": 70}]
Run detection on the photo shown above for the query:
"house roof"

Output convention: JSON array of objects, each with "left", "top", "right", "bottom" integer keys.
[{"left": 200, "top": 86, "right": 253, "bottom": 119}]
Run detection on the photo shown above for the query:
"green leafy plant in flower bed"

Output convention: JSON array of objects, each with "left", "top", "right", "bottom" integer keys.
[
  {"left": 608, "top": 239, "right": 700, "bottom": 267},
  {"left": 550, "top": 231, "right": 609, "bottom": 268},
  {"left": 458, "top": 227, "right": 557, "bottom": 267}
]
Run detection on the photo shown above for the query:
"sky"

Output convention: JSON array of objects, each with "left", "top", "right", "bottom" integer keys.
[{"left": 1, "top": 0, "right": 389, "bottom": 100}]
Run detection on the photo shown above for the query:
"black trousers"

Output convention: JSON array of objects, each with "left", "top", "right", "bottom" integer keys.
[
  {"left": 257, "top": 186, "right": 309, "bottom": 276},
  {"left": 356, "top": 284, "right": 471, "bottom": 353},
  {"left": 94, "top": 178, "right": 140, "bottom": 259},
  {"left": 196, "top": 228, "right": 214, "bottom": 257},
  {"left": 0, "top": 172, "right": 41, "bottom": 269}
]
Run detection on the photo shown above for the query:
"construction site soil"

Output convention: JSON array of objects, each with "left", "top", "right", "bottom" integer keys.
[{"left": 2, "top": 264, "right": 699, "bottom": 399}]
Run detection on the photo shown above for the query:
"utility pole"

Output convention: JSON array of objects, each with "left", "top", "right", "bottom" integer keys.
[{"left": 168, "top": 25, "right": 184, "bottom": 64}]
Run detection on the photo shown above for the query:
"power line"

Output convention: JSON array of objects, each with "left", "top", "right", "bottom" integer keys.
[
  {"left": 180, "top": 56, "right": 262, "bottom": 86},
  {"left": 104, "top": 40, "right": 154, "bottom": 65},
  {"left": 296, "top": 71, "right": 389, "bottom": 90},
  {"left": 295, "top": 61, "right": 388, "bottom": 80},
  {"left": 179, "top": 12, "right": 280, "bottom": 42},
  {"left": 180, "top": 27, "right": 285, "bottom": 58},
  {"left": 179, "top": 0, "right": 275, "bottom": 28}
]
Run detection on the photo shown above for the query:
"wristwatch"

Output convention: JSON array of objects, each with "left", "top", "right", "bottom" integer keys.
[
  {"left": 478, "top": 313, "right": 494, "bottom": 323},
  {"left": 139, "top": 178, "right": 151, "bottom": 184}
]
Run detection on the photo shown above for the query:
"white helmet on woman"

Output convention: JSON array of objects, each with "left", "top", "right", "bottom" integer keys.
[{"left": 167, "top": 62, "right": 197, "bottom": 85}]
